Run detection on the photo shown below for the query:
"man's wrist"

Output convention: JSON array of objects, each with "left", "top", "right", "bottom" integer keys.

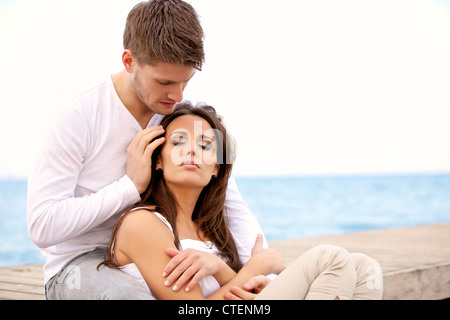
[{"left": 122, "top": 175, "right": 143, "bottom": 202}]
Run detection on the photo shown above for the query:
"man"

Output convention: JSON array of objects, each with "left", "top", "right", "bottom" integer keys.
[{"left": 27, "top": 0, "right": 268, "bottom": 299}]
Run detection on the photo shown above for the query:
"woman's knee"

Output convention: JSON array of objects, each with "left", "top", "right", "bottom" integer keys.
[
  {"left": 351, "top": 253, "right": 382, "bottom": 278},
  {"left": 311, "top": 244, "right": 351, "bottom": 263},
  {"left": 351, "top": 252, "right": 381, "bottom": 266},
  {"left": 299, "top": 245, "right": 356, "bottom": 300},
  {"left": 350, "top": 253, "right": 383, "bottom": 299}
]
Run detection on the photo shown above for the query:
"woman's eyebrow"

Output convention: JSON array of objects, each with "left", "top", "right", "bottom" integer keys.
[
  {"left": 198, "top": 134, "right": 215, "bottom": 142},
  {"left": 171, "top": 130, "right": 189, "bottom": 137},
  {"left": 170, "top": 131, "right": 215, "bottom": 141}
]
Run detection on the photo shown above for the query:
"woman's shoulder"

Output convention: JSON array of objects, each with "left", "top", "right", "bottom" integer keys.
[
  {"left": 114, "top": 206, "right": 174, "bottom": 267},
  {"left": 120, "top": 207, "right": 174, "bottom": 239}
]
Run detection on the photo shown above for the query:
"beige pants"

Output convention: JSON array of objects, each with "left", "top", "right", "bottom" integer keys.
[{"left": 255, "top": 244, "right": 383, "bottom": 300}]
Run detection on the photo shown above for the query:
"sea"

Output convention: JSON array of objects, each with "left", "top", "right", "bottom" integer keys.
[{"left": 1, "top": 173, "right": 450, "bottom": 267}]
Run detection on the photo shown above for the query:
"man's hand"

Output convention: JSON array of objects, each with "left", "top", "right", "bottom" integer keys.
[
  {"left": 250, "top": 234, "right": 286, "bottom": 275},
  {"left": 126, "top": 126, "right": 165, "bottom": 194},
  {"left": 224, "top": 275, "right": 271, "bottom": 300}
]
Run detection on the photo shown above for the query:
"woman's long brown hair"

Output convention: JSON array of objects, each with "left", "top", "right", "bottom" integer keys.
[{"left": 101, "top": 102, "right": 242, "bottom": 272}]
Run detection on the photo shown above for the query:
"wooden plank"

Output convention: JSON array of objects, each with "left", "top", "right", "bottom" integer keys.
[
  {"left": 0, "top": 289, "right": 44, "bottom": 300},
  {"left": 0, "top": 264, "right": 44, "bottom": 280},
  {"left": 270, "top": 222, "right": 450, "bottom": 268},
  {"left": 0, "top": 264, "right": 45, "bottom": 300},
  {"left": 269, "top": 222, "right": 450, "bottom": 300},
  {"left": 0, "top": 223, "right": 448, "bottom": 300},
  {"left": 0, "top": 274, "right": 44, "bottom": 286},
  {"left": 0, "top": 281, "right": 44, "bottom": 295}
]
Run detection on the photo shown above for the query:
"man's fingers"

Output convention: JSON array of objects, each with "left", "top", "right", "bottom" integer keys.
[
  {"left": 126, "top": 126, "right": 165, "bottom": 194},
  {"left": 243, "top": 277, "right": 258, "bottom": 291},
  {"left": 138, "top": 128, "right": 165, "bottom": 154},
  {"left": 244, "top": 275, "right": 270, "bottom": 293},
  {"left": 129, "top": 126, "right": 163, "bottom": 150},
  {"left": 143, "top": 137, "right": 165, "bottom": 159},
  {"left": 251, "top": 234, "right": 264, "bottom": 254},
  {"left": 224, "top": 286, "right": 256, "bottom": 300},
  {"left": 224, "top": 292, "right": 241, "bottom": 300}
]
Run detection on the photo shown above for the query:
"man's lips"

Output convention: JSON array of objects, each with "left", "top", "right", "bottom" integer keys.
[{"left": 160, "top": 101, "right": 176, "bottom": 107}]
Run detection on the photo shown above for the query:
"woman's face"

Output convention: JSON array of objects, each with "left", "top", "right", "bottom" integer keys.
[{"left": 157, "top": 114, "right": 219, "bottom": 189}]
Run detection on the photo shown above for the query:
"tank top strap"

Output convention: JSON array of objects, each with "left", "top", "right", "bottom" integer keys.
[
  {"left": 111, "top": 207, "right": 173, "bottom": 265},
  {"left": 129, "top": 206, "right": 173, "bottom": 232}
]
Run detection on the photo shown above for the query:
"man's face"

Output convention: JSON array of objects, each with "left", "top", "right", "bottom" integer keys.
[{"left": 130, "top": 61, "right": 196, "bottom": 115}]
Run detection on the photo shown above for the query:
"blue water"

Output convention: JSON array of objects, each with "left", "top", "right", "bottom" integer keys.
[
  {"left": 1, "top": 174, "right": 450, "bottom": 267},
  {"left": 236, "top": 174, "right": 450, "bottom": 240}
]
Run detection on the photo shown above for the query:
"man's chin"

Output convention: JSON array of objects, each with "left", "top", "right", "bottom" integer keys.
[
  {"left": 148, "top": 103, "right": 177, "bottom": 115},
  {"left": 154, "top": 102, "right": 177, "bottom": 115}
]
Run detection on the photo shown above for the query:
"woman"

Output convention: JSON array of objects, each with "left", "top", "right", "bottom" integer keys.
[{"left": 101, "top": 102, "right": 383, "bottom": 300}]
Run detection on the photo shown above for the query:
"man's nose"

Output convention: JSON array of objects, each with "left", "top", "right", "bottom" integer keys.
[{"left": 167, "top": 84, "right": 183, "bottom": 102}]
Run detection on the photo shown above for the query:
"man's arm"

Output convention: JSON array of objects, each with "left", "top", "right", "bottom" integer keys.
[
  {"left": 225, "top": 176, "right": 270, "bottom": 263},
  {"left": 26, "top": 106, "right": 142, "bottom": 248}
]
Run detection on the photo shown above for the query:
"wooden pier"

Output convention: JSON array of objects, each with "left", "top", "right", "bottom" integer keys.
[
  {"left": 1, "top": 222, "right": 449, "bottom": 300},
  {"left": 0, "top": 263, "right": 45, "bottom": 300}
]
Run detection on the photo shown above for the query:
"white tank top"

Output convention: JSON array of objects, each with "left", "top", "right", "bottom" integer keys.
[{"left": 115, "top": 207, "right": 221, "bottom": 299}]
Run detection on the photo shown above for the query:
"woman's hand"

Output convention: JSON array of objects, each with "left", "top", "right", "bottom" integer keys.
[
  {"left": 224, "top": 275, "right": 271, "bottom": 300},
  {"left": 162, "top": 248, "right": 234, "bottom": 293},
  {"left": 249, "top": 234, "right": 286, "bottom": 275}
]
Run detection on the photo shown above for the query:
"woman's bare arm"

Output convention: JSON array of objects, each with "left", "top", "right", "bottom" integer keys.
[{"left": 116, "top": 210, "right": 283, "bottom": 300}]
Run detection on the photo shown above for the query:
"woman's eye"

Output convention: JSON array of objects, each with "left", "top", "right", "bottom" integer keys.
[
  {"left": 172, "top": 140, "right": 185, "bottom": 146},
  {"left": 200, "top": 142, "right": 213, "bottom": 150},
  {"left": 171, "top": 136, "right": 185, "bottom": 146}
]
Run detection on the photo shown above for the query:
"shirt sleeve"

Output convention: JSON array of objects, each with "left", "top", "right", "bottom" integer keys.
[
  {"left": 224, "top": 175, "right": 269, "bottom": 265},
  {"left": 26, "top": 105, "right": 141, "bottom": 248}
]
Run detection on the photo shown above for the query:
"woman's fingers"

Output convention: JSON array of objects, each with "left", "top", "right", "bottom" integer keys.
[{"left": 163, "top": 248, "right": 221, "bottom": 293}]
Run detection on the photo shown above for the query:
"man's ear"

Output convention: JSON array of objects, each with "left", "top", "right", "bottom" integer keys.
[{"left": 122, "top": 49, "right": 135, "bottom": 73}]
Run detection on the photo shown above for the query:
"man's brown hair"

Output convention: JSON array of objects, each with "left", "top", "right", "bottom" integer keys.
[{"left": 123, "top": 0, "right": 205, "bottom": 70}]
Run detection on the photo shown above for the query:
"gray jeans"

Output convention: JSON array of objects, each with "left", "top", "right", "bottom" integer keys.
[{"left": 45, "top": 248, "right": 153, "bottom": 300}]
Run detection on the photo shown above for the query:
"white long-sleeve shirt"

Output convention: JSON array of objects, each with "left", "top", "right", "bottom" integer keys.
[{"left": 27, "top": 78, "right": 266, "bottom": 284}]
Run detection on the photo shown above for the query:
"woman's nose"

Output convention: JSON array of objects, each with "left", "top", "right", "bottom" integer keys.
[{"left": 186, "top": 143, "right": 196, "bottom": 156}]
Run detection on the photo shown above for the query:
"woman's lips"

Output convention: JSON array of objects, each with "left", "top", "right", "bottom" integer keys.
[{"left": 181, "top": 161, "right": 200, "bottom": 169}]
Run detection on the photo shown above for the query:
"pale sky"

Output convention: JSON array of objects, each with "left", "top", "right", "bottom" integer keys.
[{"left": 1, "top": 0, "right": 450, "bottom": 178}]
